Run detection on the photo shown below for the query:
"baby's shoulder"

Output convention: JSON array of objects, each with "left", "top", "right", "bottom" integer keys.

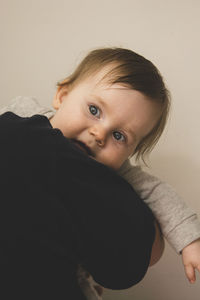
[{"left": 0, "top": 96, "right": 55, "bottom": 119}]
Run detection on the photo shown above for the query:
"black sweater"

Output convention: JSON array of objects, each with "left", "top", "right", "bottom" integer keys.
[{"left": 0, "top": 112, "right": 155, "bottom": 299}]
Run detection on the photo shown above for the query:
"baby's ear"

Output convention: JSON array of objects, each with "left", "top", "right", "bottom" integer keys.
[{"left": 52, "top": 86, "right": 68, "bottom": 110}]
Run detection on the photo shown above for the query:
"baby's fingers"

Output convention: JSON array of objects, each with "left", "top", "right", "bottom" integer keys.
[{"left": 184, "top": 264, "right": 196, "bottom": 283}]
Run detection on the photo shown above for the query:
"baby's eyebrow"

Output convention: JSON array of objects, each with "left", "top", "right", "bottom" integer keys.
[
  {"left": 125, "top": 127, "right": 138, "bottom": 143},
  {"left": 91, "top": 94, "right": 109, "bottom": 110}
]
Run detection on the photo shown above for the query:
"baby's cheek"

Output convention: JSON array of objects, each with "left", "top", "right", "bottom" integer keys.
[
  {"left": 65, "top": 118, "right": 85, "bottom": 137},
  {"left": 103, "top": 153, "right": 123, "bottom": 170}
]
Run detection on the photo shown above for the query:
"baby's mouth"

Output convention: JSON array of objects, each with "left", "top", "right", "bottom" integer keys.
[{"left": 71, "top": 139, "right": 94, "bottom": 157}]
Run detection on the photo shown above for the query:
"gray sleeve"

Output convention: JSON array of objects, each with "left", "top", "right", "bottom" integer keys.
[{"left": 118, "top": 159, "right": 200, "bottom": 254}]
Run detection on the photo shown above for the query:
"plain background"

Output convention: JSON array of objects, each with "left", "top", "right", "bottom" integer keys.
[{"left": 0, "top": 0, "right": 200, "bottom": 299}]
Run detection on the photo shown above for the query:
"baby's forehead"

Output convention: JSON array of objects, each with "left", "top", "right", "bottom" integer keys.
[
  {"left": 85, "top": 75, "right": 131, "bottom": 95},
  {"left": 93, "top": 80, "right": 134, "bottom": 97},
  {"left": 84, "top": 63, "right": 121, "bottom": 88}
]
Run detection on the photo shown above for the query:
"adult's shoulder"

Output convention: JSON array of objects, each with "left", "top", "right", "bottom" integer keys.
[{"left": 0, "top": 111, "right": 51, "bottom": 130}]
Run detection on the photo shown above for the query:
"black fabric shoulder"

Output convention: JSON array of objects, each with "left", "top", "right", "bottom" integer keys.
[{"left": 0, "top": 111, "right": 52, "bottom": 127}]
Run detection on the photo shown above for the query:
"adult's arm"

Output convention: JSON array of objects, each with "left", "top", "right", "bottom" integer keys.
[{"left": 0, "top": 112, "right": 156, "bottom": 291}]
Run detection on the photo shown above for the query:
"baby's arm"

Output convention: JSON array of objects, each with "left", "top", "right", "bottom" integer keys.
[{"left": 118, "top": 159, "right": 200, "bottom": 283}]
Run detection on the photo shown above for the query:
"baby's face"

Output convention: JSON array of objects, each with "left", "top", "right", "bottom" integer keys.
[{"left": 50, "top": 70, "right": 161, "bottom": 170}]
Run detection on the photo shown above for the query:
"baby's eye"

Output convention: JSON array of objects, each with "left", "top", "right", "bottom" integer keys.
[
  {"left": 113, "top": 131, "right": 126, "bottom": 142},
  {"left": 89, "top": 104, "right": 100, "bottom": 118}
]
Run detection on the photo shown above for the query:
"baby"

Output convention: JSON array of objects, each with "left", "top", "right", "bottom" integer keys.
[{"left": 1, "top": 47, "right": 200, "bottom": 299}]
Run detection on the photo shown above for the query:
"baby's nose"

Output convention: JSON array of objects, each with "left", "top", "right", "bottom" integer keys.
[{"left": 89, "top": 125, "right": 107, "bottom": 146}]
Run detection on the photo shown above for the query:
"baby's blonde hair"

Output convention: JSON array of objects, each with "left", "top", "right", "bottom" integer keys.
[{"left": 57, "top": 47, "right": 171, "bottom": 164}]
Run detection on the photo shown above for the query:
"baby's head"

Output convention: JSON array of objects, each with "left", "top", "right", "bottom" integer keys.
[{"left": 50, "top": 47, "right": 170, "bottom": 170}]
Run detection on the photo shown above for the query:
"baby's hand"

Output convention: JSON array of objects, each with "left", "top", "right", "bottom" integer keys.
[{"left": 181, "top": 238, "right": 200, "bottom": 283}]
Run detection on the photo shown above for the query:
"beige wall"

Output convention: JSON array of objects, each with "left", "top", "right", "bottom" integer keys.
[{"left": 1, "top": 0, "right": 200, "bottom": 299}]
